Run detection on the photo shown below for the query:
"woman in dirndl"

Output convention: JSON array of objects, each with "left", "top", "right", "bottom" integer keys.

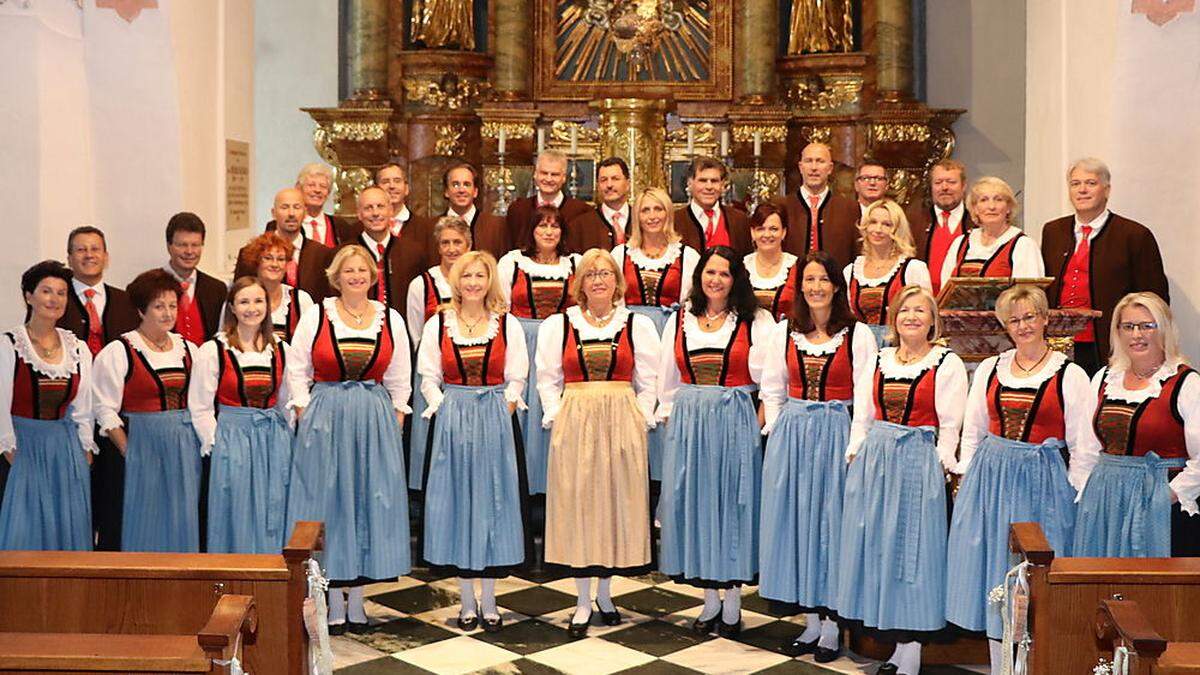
[
  {"left": 759, "top": 251, "right": 877, "bottom": 661},
  {"left": 1074, "top": 292, "right": 1200, "bottom": 558},
  {"left": 945, "top": 284, "right": 1098, "bottom": 671},
  {"left": 93, "top": 269, "right": 200, "bottom": 552},
  {"left": 941, "top": 177, "right": 1045, "bottom": 282},
  {"left": 744, "top": 203, "right": 798, "bottom": 321},
  {"left": 0, "top": 261, "right": 95, "bottom": 550},
  {"left": 406, "top": 216, "right": 471, "bottom": 489},
  {"left": 535, "top": 248, "right": 660, "bottom": 638},
  {"left": 657, "top": 246, "right": 774, "bottom": 637},
  {"left": 188, "top": 277, "right": 292, "bottom": 554},
  {"left": 611, "top": 187, "right": 698, "bottom": 482},
  {"left": 286, "top": 245, "right": 412, "bottom": 635},
  {"left": 843, "top": 199, "right": 931, "bottom": 345},
  {"left": 418, "top": 251, "right": 529, "bottom": 633},
  {"left": 497, "top": 205, "right": 577, "bottom": 496},
  {"left": 836, "top": 285, "right": 968, "bottom": 675},
  {"left": 243, "top": 232, "right": 314, "bottom": 344}
]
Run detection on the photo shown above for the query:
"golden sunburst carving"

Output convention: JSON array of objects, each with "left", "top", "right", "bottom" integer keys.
[{"left": 555, "top": 0, "right": 711, "bottom": 82}]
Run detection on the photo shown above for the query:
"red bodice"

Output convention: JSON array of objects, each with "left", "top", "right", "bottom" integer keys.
[
  {"left": 873, "top": 351, "right": 945, "bottom": 427},
  {"left": 561, "top": 314, "right": 636, "bottom": 383},
  {"left": 786, "top": 329, "right": 855, "bottom": 402},
  {"left": 6, "top": 334, "right": 80, "bottom": 420},
  {"left": 848, "top": 258, "right": 914, "bottom": 325},
  {"left": 673, "top": 315, "right": 754, "bottom": 387},
  {"left": 437, "top": 313, "right": 509, "bottom": 386},
  {"left": 1094, "top": 366, "right": 1194, "bottom": 460},
  {"left": 310, "top": 304, "right": 394, "bottom": 383},
  {"left": 510, "top": 260, "right": 575, "bottom": 320},
  {"left": 985, "top": 360, "right": 1067, "bottom": 443},
  {"left": 119, "top": 338, "right": 193, "bottom": 412},
  {"left": 952, "top": 233, "right": 1025, "bottom": 278},
  {"left": 622, "top": 249, "right": 685, "bottom": 307},
  {"left": 215, "top": 341, "right": 285, "bottom": 409}
]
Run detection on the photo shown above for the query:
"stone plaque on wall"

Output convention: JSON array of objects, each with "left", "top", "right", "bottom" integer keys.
[{"left": 225, "top": 139, "right": 250, "bottom": 231}]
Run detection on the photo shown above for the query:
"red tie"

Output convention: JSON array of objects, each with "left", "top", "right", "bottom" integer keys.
[
  {"left": 807, "top": 195, "right": 821, "bottom": 251},
  {"left": 285, "top": 260, "right": 298, "bottom": 287},
  {"left": 703, "top": 209, "right": 716, "bottom": 241},
  {"left": 940, "top": 210, "right": 951, "bottom": 230},
  {"left": 376, "top": 243, "right": 388, "bottom": 304},
  {"left": 83, "top": 289, "right": 103, "bottom": 356},
  {"left": 611, "top": 212, "right": 625, "bottom": 245}
]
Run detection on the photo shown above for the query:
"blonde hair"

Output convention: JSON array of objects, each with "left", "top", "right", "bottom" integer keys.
[
  {"left": 994, "top": 284, "right": 1049, "bottom": 324},
  {"left": 967, "top": 176, "right": 1020, "bottom": 226},
  {"left": 448, "top": 251, "right": 508, "bottom": 315},
  {"left": 571, "top": 248, "right": 625, "bottom": 309},
  {"left": 628, "top": 187, "right": 681, "bottom": 249},
  {"left": 886, "top": 285, "right": 942, "bottom": 345},
  {"left": 325, "top": 245, "right": 378, "bottom": 292},
  {"left": 1108, "top": 292, "right": 1186, "bottom": 372},
  {"left": 858, "top": 199, "right": 916, "bottom": 262}
]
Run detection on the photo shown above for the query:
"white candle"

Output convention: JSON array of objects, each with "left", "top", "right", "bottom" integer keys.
[
  {"left": 570, "top": 126, "right": 578, "bottom": 155},
  {"left": 753, "top": 132, "right": 762, "bottom": 158},
  {"left": 537, "top": 128, "right": 545, "bottom": 154},
  {"left": 686, "top": 127, "right": 695, "bottom": 155},
  {"left": 721, "top": 129, "right": 730, "bottom": 157},
  {"left": 627, "top": 128, "right": 637, "bottom": 181},
  {"left": 497, "top": 128, "right": 506, "bottom": 155}
]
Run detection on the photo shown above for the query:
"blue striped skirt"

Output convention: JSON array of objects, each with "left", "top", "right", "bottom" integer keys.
[
  {"left": 207, "top": 406, "right": 292, "bottom": 554},
  {"left": 837, "top": 421, "right": 947, "bottom": 632},
  {"left": 1073, "top": 452, "right": 1187, "bottom": 558},
  {"left": 0, "top": 416, "right": 92, "bottom": 551},
  {"left": 945, "top": 433, "right": 1075, "bottom": 638},
  {"left": 629, "top": 304, "right": 675, "bottom": 482},
  {"left": 423, "top": 384, "right": 525, "bottom": 575},
  {"left": 759, "top": 398, "right": 850, "bottom": 610},
  {"left": 658, "top": 384, "right": 761, "bottom": 587},
  {"left": 515, "top": 316, "right": 551, "bottom": 495},
  {"left": 121, "top": 409, "right": 202, "bottom": 552},
  {"left": 408, "top": 373, "right": 432, "bottom": 490},
  {"left": 286, "top": 381, "right": 411, "bottom": 582}
]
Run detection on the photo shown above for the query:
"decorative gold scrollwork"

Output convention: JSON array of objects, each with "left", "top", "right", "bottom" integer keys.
[
  {"left": 480, "top": 122, "right": 536, "bottom": 140},
  {"left": 802, "top": 125, "right": 833, "bottom": 145},
  {"left": 402, "top": 74, "right": 490, "bottom": 110},
  {"left": 785, "top": 75, "right": 862, "bottom": 112},
  {"left": 871, "top": 123, "right": 931, "bottom": 143},
  {"left": 329, "top": 121, "right": 389, "bottom": 142},
  {"left": 434, "top": 123, "right": 468, "bottom": 157},
  {"left": 666, "top": 123, "right": 716, "bottom": 144},
  {"left": 549, "top": 120, "right": 602, "bottom": 145},
  {"left": 732, "top": 125, "right": 787, "bottom": 143}
]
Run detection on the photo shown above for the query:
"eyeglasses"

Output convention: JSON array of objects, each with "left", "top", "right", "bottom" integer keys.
[
  {"left": 1005, "top": 313, "right": 1043, "bottom": 328},
  {"left": 1118, "top": 321, "right": 1159, "bottom": 333},
  {"left": 584, "top": 270, "right": 615, "bottom": 280},
  {"left": 856, "top": 175, "right": 888, "bottom": 183}
]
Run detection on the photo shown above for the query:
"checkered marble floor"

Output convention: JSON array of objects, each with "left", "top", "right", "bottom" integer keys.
[{"left": 331, "top": 567, "right": 990, "bottom": 675}]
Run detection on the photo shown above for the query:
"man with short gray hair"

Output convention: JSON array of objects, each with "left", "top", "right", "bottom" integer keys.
[
  {"left": 506, "top": 150, "right": 593, "bottom": 248},
  {"left": 1041, "top": 157, "right": 1169, "bottom": 374},
  {"left": 296, "top": 163, "right": 344, "bottom": 247}
]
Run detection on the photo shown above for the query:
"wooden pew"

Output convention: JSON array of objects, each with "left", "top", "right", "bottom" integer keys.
[
  {"left": 1096, "top": 598, "right": 1200, "bottom": 675},
  {"left": 0, "top": 594, "right": 257, "bottom": 674},
  {"left": 0, "top": 521, "right": 323, "bottom": 675},
  {"left": 1011, "top": 522, "right": 1200, "bottom": 674}
]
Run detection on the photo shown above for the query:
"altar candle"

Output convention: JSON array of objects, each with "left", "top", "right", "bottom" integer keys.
[
  {"left": 628, "top": 128, "right": 637, "bottom": 181},
  {"left": 537, "top": 128, "right": 545, "bottom": 154},
  {"left": 497, "top": 128, "right": 506, "bottom": 155},
  {"left": 721, "top": 129, "right": 730, "bottom": 157},
  {"left": 753, "top": 132, "right": 762, "bottom": 158},
  {"left": 686, "top": 127, "right": 694, "bottom": 155},
  {"left": 570, "top": 126, "right": 578, "bottom": 155}
]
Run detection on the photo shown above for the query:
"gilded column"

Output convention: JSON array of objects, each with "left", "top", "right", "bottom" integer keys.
[
  {"left": 493, "top": 0, "right": 531, "bottom": 99},
  {"left": 346, "top": 0, "right": 389, "bottom": 99},
  {"left": 864, "top": 0, "right": 913, "bottom": 100},
  {"left": 736, "top": 0, "right": 777, "bottom": 103}
]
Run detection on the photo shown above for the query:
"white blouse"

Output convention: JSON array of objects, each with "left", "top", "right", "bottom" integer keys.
[
  {"left": 610, "top": 242, "right": 699, "bottom": 305},
  {"left": 848, "top": 345, "right": 969, "bottom": 472},
  {"left": 940, "top": 225, "right": 1046, "bottom": 282},
  {"left": 93, "top": 331, "right": 195, "bottom": 435},
  {"left": 416, "top": 310, "right": 528, "bottom": 417},
  {"left": 188, "top": 334, "right": 292, "bottom": 455},
  {"left": 1089, "top": 360, "right": 1200, "bottom": 515},
  {"left": 959, "top": 350, "right": 1099, "bottom": 489},
  {"left": 745, "top": 252, "right": 798, "bottom": 290},
  {"left": 285, "top": 298, "right": 413, "bottom": 414},
  {"left": 759, "top": 321, "right": 878, "bottom": 434},
  {"left": 496, "top": 250, "right": 579, "bottom": 308},
  {"left": 0, "top": 326, "right": 95, "bottom": 455},
  {"left": 534, "top": 305, "right": 660, "bottom": 429},
  {"left": 272, "top": 285, "right": 314, "bottom": 338},
  {"left": 405, "top": 266, "right": 452, "bottom": 345},
  {"left": 656, "top": 308, "right": 775, "bottom": 421},
  {"left": 843, "top": 256, "right": 933, "bottom": 292}
]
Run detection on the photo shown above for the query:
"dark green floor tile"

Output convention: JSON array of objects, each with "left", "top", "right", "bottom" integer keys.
[
  {"left": 472, "top": 618, "right": 576, "bottom": 655},
  {"left": 599, "top": 619, "right": 716, "bottom": 657},
  {"left": 371, "top": 584, "right": 462, "bottom": 614},
  {"left": 335, "top": 656, "right": 433, "bottom": 674},
  {"left": 612, "top": 587, "right": 703, "bottom": 618},
  {"left": 732, "top": 619, "right": 807, "bottom": 655},
  {"left": 344, "top": 616, "right": 458, "bottom": 653},
  {"left": 472, "top": 657, "right": 565, "bottom": 674},
  {"left": 496, "top": 585, "right": 578, "bottom": 617},
  {"left": 613, "top": 660, "right": 702, "bottom": 674}
]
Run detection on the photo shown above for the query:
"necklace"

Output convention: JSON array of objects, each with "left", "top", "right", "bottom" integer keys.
[
  {"left": 895, "top": 346, "right": 931, "bottom": 365},
  {"left": 459, "top": 311, "right": 486, "bottom": 333},
  {"left": 139, "top": 330, "right": 172, "bottom": 352},
  {"left": 701, "top": 307, "right": 728, "bottom": 329},
  {"left": 1132, "top": 359, "right": 1166, "bottom": 380},
  {"left": 339, "top": 300, "right": 367, "bottom": 325},
  {"left": 1013, "top": 347, "right": 1051, "bottom": 375},
  {"left": 584, "top": 306, "right": 615, "bottom": 326},
  {"left": 27, "top": 327, "right": 61, "bottom": 359}
]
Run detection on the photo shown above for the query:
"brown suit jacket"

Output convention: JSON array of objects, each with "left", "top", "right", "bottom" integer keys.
[
  {"left": 780, "top": 190, "right": 861, "bottom": 268},
  {"left": 673, "top": 203, "right": 753, "bottom": 255},
  {"left": 506, "top": 196, "right": 594, "bottom": 251},
  {"left": 57, "top": 283, "right": 139, "bottom": 347},
  {"left": 235, "top": 233, "right": 333, "bottom": 301},
  {"left": 192, "top": 269, "right": 228, "bottom": 342},
  {"left": 1041, "top": 213, "right": 1170, "bottom": 362},
  {"left": 467, "top": 209, "right": 512, "bottom": 260},
  {"left": 567, "top": 205, "right": 630, "bottom": 254},
  {"left": 905, "top": 202, "right": 974, "bottom": 263},
  {"left": 399, "top": 214, "right": 438, "bottom": 271},
  {"left": 267, "top": 213, "right": 351, "bottom": 248},
  {"left": 336, "top": 226, "right": 429, "bottom": 312}
]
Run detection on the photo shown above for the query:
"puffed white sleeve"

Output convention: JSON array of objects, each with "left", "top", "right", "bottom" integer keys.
[
  {"left": 503, "top": 316, "right": 528, "bottom": 409},
  {"left": 759, "top": 320, "right": 789, "bottom": 435},
  {"left": 1169, "top": 372, "right": 1200, "bottom": 516},
  {"left": 850, "top": 322, "right": 879, "bottom": 389},
  {"left": 69, "top": 341, "right": 97, "bottom": 454},
  {"left": 285, "top": 306, "right": 320, "bottom": 410},
  {"left": 417, "top": 315, "right": 445, "bottom": 418},
  {"left": 92, "top": 339, "right": 130, "bottom": 435},
  {"left": 679, "top": 247, "right": 699, "bottom": 303},
  {"left": 748, "top": 310, "right": 774, "bottom": 386},
  {"left": 0, "top": 338, "right": 15, "bottom": 454},
  {"left": 934, "top": 351, "right": 969, "bottom": 473},
  {"left": 655, "top": 312, "right": 682, "bottom": 423},
  {"left": 847, "top": 348, "right": 879, "bottom": 460},
  {"left": 843, "top": 261, "right": 853, "bottom": 288},
  {"left": 631, "top": 314, "right": 661, "bottom": 428},
  {"left": 1061, "top": 362, "right": 1100, "bottom": 491},
  {"left": 535, "top": 313, "right": 566, "bottom": 428},
  {"left": 187, "top": 340, "right": 220, "bottom": 455},
  {"left": 381, "top": 308, "right": 413, "bottom": 414},
  {"left": 406, "top": 276, "right": 426, "bottom": 346},
  {"left": 956, "top": 355, "right": 996, "bottom": 476},
  {"left": 1013, "top": 236, "right": 1046, "bottom": 278},
  {"left": 275, "top": 342, "right": 294, "bottom": 426},
  {"left": 497, "top": 252, "right": 518, "bottom": 307},
  {"left": 904, "top": 259, "right": 933, "bottom": 292},
  {"left": 940, "top": 234, "right": 966, "bottom": 286},
  {"left": 296, "top": 289, "right": 315, "bottom": 317}
]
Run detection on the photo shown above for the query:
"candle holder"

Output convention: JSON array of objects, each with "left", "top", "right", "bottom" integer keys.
[
  {"left": 492, "top": 151, "right": 516, "bottom": 216},
  {"left": 567, "top": 157, "right": 579, "bottom": 199},
  {"left": 747, "top": 153, "right": 771, "bottom": 214}
]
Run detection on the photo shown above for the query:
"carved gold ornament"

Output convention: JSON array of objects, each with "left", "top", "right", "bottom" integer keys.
[
  {"left": 785, "top": 75, "right": 862, "bottom": 112},
  {"left": 402, "top": 74, "right": 490, "bottom": 110},
  {"left": 434, "top": 123, "right": 468, "bottom": 157},
  {"left": 480, "top": 122, "right": 536, "bottom": 140},
  {"left": 329, "top": 121, "right": 389, "bottom": 142},
  {"left": 732, "top": 125, "right": 786, "bottom": 143},
  {"left": 872, "top": 123, "right": 931, "bottom": 143},
  {"left": 557, "top": 0, "right": 710, "bottom": 82}
]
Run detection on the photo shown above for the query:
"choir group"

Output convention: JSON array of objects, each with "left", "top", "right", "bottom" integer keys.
[{"left": 0, "top": 145, "right": 1193, "bottom": 675}]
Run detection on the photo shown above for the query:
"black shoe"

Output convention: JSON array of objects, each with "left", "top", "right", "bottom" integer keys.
[
  {"left": 481, "top": 614, "right": 504, "bottom": 633},
  {"left": 814, "top": 645, "right": 841, "bottom": 663},
  {"left": 595, "top": 600, "right": 622, "bottom": 626},
  {"left": 691, "top": 614, "right": 719, "bottom": 635},
  {"left": 716, "top": 618, "right": 742, "bottom": 638},
  {"left": 456, "top": 612, "right": 479, "bottom": 631},
  {"left": 327, "top": 621, "right": 346, "bottom": 636},
  {"left": 568, "top": 611, "right": 591, "bottom": 638},
  {"left": 782, "top": 636, "right": 818, "bottom": 657},
  {"left": 877, "top": 664, "right": 899, "bottom": 675},
  {"left": 347, "top": 620, "right": 370, "bottom": 635}
]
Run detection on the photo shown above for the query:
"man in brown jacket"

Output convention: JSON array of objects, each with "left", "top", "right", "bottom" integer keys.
[
  {"left": 905, "top": 159, "right": 972, "bottom": 295},
  {"left": 443, "top": 162, "right": 510, "bottom": 259},
  {"left": 238, "top": 188, "right": 333, "bottom": 300},
  {"left": 506, "top": 150, "right": 593, "bottom": 251},
  {"left": 673, "top": 156, "right": 752, "bottom": 255},
  {"left": 1041, "top": 157, "right": 1170, "bottom": 374},
  {"left": 780, "top": 142, "right": 860, "bottom": 268},
  {"left": 567, "top": 156, "right": 632, "bottom": 253}
]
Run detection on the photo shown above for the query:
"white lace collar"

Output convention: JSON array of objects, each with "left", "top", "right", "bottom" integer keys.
[
  {"left": 442, "top": 309, "right": 502, "bottom": 345},
  {"left": 626, "top": 241, "right": 682, "bottom": 270},
  {"left": 513, "top": 253, "right": 574, "bottom": 280},
  {"left": 680, "top": 307, "right": 737, "bottom": 340},
  {"left": 852, "top": 255, "right": 907, "bottom": 287},
  {"left": 994, "top": 349, "right": 1067, "bottom": 388},
  {"left": 745, "top": 252, "right": 797, "bottom": 288},
  {"left": 878, "top": 345, "right": 948, "bottom": 378},
  {"left": 968, "top": 225, "right": 1021, "bottom": 253},
  {"left": 8, "top": 326, "right": 82, "bottom": 378},
  {"left": 791, "top": 326, "right": 849, "bottom": 355},
  {"left": 272, "top": 284, "right": 295, "bottom": 317},
  {"left": 124, "top": 330, "right": 187, "bottom": 361},
  {"left": 1102, "top": 358, "right": 1188, "bottom": 403},
  {"left": 321, "top": 297, "right": 386, "bottom": 336},
  {"left": 215, "top": 331, "right": 276, "bottom": 357},
  {"left": 565, "top": 305, "right": 632, "bottom": 338}
]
